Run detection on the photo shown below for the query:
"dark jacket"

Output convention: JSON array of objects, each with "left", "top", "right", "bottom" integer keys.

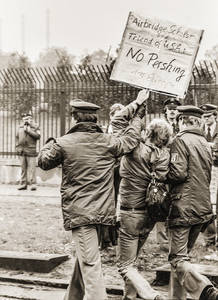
[
  {"left": 212, "top": 136, "right": 218, "bottom": 166},
  {"left": 203, "top": 122, "right": 218, "bottom": 166},
  {"left": 202, "top": 121, "right": 218, "bottom": 143},
  {"left": 16, "top": 123, "right": 40, "bottom": 157},
  {"left": 38, "top": 118, "right": 142, "bottom": 231},
  {"left": 167, "top": 127, "right": 214, "bottom": 228},
  {"left": 111, "top": 100, "right": 170, "bottom": 209},
  {"left": 120, "top": 142, "right": 170, "bottom": 208}
]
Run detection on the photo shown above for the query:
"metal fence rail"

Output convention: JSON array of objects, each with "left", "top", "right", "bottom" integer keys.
[{"left": 0, "top": 62, "right": 218, "bottom": 157}]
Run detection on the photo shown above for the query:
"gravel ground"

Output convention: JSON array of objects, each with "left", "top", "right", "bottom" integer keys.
[{"left": 0, "top": 194, "right": 217, "bottom": 289}]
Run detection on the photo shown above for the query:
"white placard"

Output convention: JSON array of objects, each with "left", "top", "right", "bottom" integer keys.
[{"left": 110, "top": 12, "right": 204, "bottom": 98}]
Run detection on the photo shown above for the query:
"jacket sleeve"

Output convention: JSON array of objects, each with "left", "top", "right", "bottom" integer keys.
[
  {"left": 110, "top": 100, "right": 140, "bottom": 136},
  {"left": 151, "top": 147, "right": 170, "bottom": 182},
  {"left": 38, "top": 142, "right": 63, "bottom": 170},
  {"left": 27, "top": 126, "right": 41, "bottom": 140},
  {"left": 167, "top": 137, "right": 189, "bottom": 183},
  {"left": 212, "top": 137, "right": 218, "bottom": 166},
  {"left": 110, "top": 116, "right": 142, "bottom": 157}
]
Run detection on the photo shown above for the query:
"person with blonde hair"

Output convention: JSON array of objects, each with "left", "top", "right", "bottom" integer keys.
[{"left": 117, "top": 114, "right": 172, "bottom": 300}]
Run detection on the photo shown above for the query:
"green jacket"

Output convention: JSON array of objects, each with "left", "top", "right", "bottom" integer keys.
[{"left": 38, "top": 118, "right": 142, "bottom": 231}]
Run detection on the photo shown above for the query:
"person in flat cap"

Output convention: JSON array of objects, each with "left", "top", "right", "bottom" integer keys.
[
  {"left": 16, "top": 112, "right": 40, "bottom": 191},
  {"left": 37, "top": 91, "right": 152, "bottom": 300},
  {"left": 200, "top": 103, "right": 218, "bottom": 252},
  {"left": 200, "top": 103, "right": 218, "bottom": 143},
  {"left": 166, "top": 105, "right": 218, "bottom": 300},
  {"left": 164, "top": 97, "right": 181, "bottom": 135}
]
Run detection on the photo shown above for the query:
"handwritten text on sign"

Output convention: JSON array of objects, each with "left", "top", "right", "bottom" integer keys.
[{"left": 110, "top": 12, "right": 203, "bottom": 98}]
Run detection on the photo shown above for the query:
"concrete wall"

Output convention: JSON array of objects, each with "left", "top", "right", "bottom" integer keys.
[{"left": 0, "top": 158, "right": 61, "bottom": 186}]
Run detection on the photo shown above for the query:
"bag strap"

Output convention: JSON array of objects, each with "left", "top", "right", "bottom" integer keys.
[{"left": 150, "top": 149, "right": 157, "bottom": 184}]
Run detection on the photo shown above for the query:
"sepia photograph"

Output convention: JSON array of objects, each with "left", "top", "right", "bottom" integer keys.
[{"left": 0, "top": 0, "right": 217, "bottom": 299}]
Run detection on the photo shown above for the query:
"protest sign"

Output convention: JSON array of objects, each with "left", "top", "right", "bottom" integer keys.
[{"left": 110, "top": 12, "right": 204, "bottom": 98}]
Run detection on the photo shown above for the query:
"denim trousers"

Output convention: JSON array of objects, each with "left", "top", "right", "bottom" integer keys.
[
  {"left": 117, "top": 210, "right": 161, "bottom": 300},
  {"left": 155, "top": 221, "right": 168, "bottom": 245},
  {"left": 168, "top": 224, "right": 213, "bottom": 300},
  {"left": 64, "top": 225, "right": 107, "bottom": 300},
  {"left": 19, "top": 155, "right": 36, "bottom": 185}
]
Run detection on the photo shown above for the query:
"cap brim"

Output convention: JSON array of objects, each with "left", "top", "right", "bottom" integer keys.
[
  {"left": 166, "top": 105, "right": 178, "bottom": 109},
  {"left": 203, "top": 111, "right": 216, "bottom": 117}
]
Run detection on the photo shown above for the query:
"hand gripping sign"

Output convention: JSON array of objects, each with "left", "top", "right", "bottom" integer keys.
[{"left": 110, "top": 12, "right": 204, "bottom": 99}]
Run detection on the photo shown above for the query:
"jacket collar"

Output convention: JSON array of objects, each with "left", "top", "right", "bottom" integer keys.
[
  {"left": 66, "top": 122, "right": 103, "bottom": 134},
  {"left": 179, "top": 126, "right": 204, "bottom": 137},
  {"left": 212, "top": 121, "right": 218, "bottom": 138}
]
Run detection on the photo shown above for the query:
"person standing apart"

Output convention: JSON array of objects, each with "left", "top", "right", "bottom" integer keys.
[
  {"left": 167, "top": 105, "right": 218, "bottom": 300},
  {"left": 38, "top": 92, "right": 147, "bottom": 300},
  {"left": 16, "top": 112, "right": 40, "bottom": 191},
  {"left": 200, "top": 103, "right": 218, "bottom": 250}
]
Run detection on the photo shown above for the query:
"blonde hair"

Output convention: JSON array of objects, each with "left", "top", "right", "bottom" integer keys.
[{"left": 144, "top": 118, "right": 173, "bottom": 148}]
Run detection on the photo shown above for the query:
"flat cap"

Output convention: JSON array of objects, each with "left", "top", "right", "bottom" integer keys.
[
  {"left": 70, "top": 99, "right": 100, "bottom": 113},
  {"left": 21, "top": 112, "right": 32, "bottom": 118},
  {"left": 164, "top": 98, "right": 181, "bottom": 108},
  {"left": 200, "top": 103, "right": 217, "bottom": 116},
  {"left": 177, "top": 105, "right": 204, "bottom": 119}
]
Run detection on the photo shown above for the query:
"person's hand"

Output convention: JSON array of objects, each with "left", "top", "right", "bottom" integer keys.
[
  {"left": 24, "top": 122, "right": 30, "bottom": 132},
  {"left": 135, "top": 89, "right": 150, "bottom": 106},
  {"left": 17, "top": 149, "right": 22, "bottom": 155},
  {"left": 45, "top": 137, "right": 56, "bottom": 145}
]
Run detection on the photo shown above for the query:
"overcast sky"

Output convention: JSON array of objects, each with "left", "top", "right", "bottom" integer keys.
[{"left": 0, "top": 0, "right": 217, "bottom": 62}]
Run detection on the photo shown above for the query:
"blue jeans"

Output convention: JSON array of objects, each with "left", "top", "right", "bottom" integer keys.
[
  {"left": 117, "top": 210, "right": 160, "bottom": 300},
  {"left": 64, "top": 225, "right": 107, "bottom": 300}
]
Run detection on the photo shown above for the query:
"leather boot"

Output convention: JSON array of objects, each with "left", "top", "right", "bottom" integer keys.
[
  {"left": 17, "top": 185, "right": 27, "bottom": 190},
  {"left": 154, "top": 295, "right": 167, "bottom": 300},
  {"left": 200, "top": 286, "right": 218, "bottom": 300}
]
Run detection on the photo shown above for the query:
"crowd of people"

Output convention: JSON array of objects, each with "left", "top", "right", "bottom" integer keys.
[{"left": 16, "top": 90, "right": 218, "bottom": 300}]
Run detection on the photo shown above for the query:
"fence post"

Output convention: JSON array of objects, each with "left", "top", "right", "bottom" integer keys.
[{"left": 60, "top": 90, "right": 66, "bottom": 136}]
